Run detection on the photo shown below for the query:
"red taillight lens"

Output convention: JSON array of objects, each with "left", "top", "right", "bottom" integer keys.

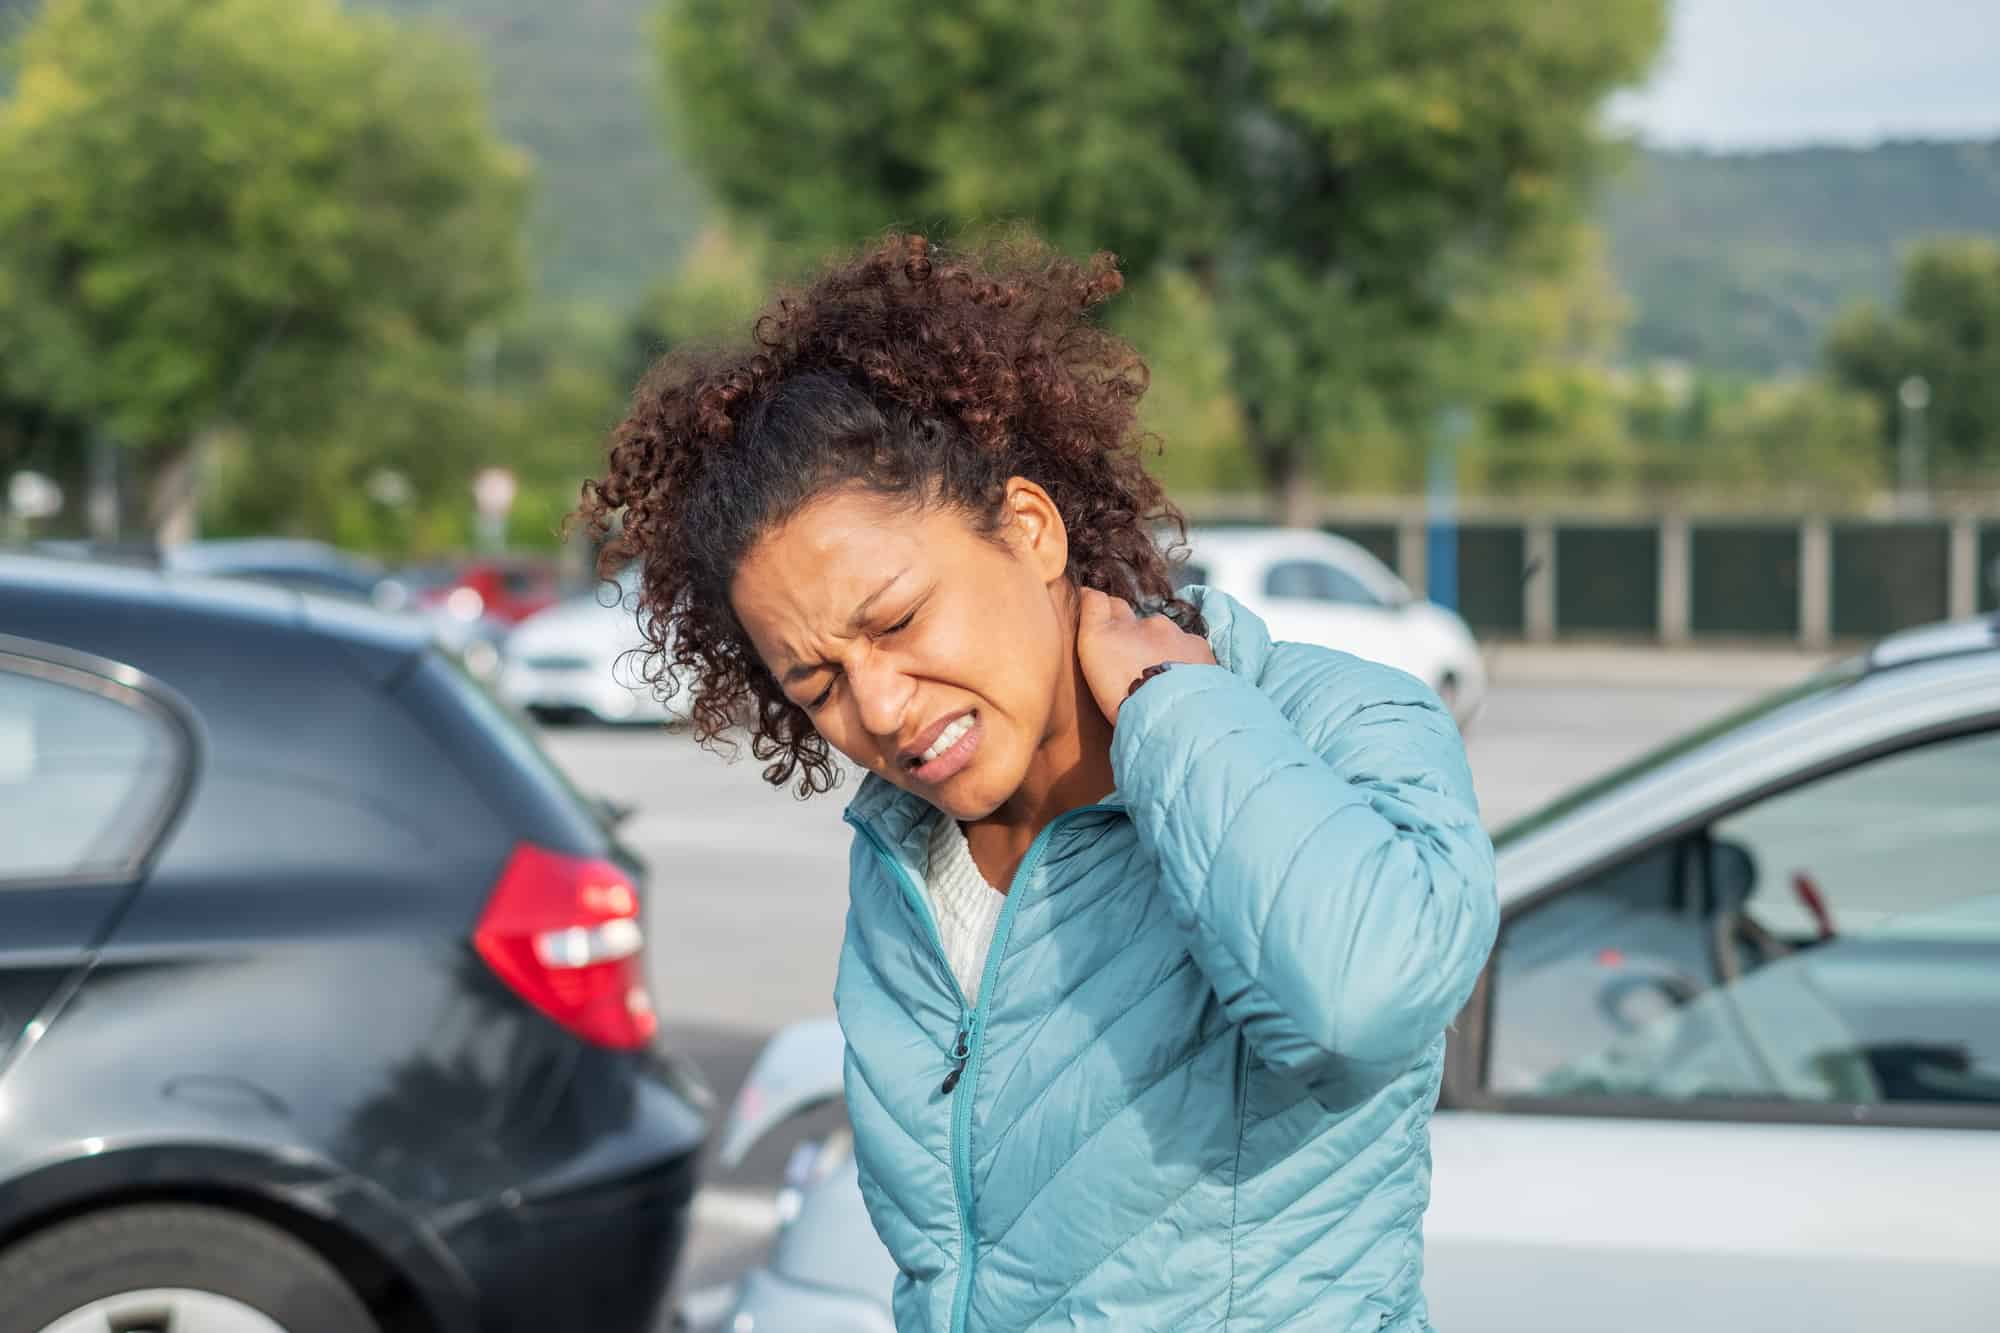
[{"left": 474, "top": 843, "right": 658, "bottom": 1050}]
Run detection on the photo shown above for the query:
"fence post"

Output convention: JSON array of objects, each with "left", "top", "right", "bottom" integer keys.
[
  {"left": 1800, "top": 517, "right": 1832, "bottom": 650},
  {"left": 1525, "top": 520, "right": 1557, "bottom": 642},
  {"left": 1949, "top": 516, "right": 1978, "bottom": 620},
  {"left": 1659, "top": 512, "right": 1691, "bottom": 645},
  {"left": 1397, "top": 515, "right": 1428, "bottom": 599}
]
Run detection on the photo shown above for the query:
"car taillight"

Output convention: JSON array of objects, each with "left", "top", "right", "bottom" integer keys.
[{"left": 473, "top": 843, "right": 658, "bottom": 1050}]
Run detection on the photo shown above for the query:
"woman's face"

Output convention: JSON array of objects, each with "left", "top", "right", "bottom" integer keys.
[{"left": 730, "top": 480, "right": 1074, "bottom": 820}]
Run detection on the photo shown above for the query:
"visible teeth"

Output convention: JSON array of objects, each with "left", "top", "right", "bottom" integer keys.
[{"left": 920, "top": 714, "right": 974, "bottom": 763}]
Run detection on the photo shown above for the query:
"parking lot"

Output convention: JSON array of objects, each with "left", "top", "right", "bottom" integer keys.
[{"left": 532, "top": 646, "right": 1828, "bottom": 1315}]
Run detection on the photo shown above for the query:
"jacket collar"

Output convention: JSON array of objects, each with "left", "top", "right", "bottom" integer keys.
[{"left": 842, "top": 586, "right": 1268, "bottom": 845}]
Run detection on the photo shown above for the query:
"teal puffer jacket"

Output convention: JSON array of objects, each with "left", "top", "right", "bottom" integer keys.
[{"left": 835, "top": 589, "right": 1498, "bottom": 1331}]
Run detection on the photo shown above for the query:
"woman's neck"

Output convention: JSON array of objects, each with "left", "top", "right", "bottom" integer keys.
[{"left": 964, "top": 647, "right": 1115, "bottom": 889}]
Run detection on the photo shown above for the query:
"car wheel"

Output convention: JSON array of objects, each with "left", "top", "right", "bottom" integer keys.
[
  {"left": 0, "top": 1205, "right": 379, "bottom": 1333},
  {"left": 1435, "top": 671, "right": 1461, "bottom": 714}
]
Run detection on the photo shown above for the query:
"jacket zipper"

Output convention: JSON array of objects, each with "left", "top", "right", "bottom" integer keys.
[{"left": 850, "top": 801, "right": 1119, "bottom": 1333}]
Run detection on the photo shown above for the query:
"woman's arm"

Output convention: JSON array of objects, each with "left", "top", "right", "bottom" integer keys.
[{"left": 1111, "top": 649, "right": 1498, "bottom": 1080}]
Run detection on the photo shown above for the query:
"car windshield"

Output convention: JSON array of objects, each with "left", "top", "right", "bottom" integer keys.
[{"left": 1490, "top": 657, "right": 1868, "bottom": 849}]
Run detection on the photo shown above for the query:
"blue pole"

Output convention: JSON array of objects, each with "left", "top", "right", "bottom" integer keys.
[{"left": 1426, "top": 409, "right": 1468, "bottom": 611}]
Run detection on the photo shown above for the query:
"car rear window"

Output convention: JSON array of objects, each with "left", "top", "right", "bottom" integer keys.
[{"left": 396, "top": 649, "right": 610, "bottom": 859}]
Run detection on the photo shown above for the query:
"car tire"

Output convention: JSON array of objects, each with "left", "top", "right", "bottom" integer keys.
[
  {"left": 1435, "top": 671, "right": 1461, "bottom": 713},
  {"left": 0, "top": 1204, "right": 379, "bottom": 1333}
]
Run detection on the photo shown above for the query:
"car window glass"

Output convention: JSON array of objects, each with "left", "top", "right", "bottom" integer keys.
[
  {"left": 1316, "top": 564, "right": 1381, "bottom": 605},
  {"left": 1173, "top": 560, "right": 1209, "bottom": 590},
  {"left": 1489, "top": 728, "right": 2000, "bottom": 1110},
  {"left": 0, "top": 665, "right": 182, "bottom": 882},
  {"left": 1263, "top": 558, "right": 1380, "bottom": 605}
]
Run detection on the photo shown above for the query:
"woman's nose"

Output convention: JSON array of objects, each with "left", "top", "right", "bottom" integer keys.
[{"left": 849, "top": 653, "right": 913, "bottom": 740}]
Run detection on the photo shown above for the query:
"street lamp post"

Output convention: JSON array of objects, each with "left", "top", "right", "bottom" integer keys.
[{"left": 1897, "top": 374, "right": 1931, "bottom": 512}]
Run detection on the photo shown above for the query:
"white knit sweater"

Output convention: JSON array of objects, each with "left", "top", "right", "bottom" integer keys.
[{"left": 926, "top": 813, "right": 1007, "bottom": 1004}]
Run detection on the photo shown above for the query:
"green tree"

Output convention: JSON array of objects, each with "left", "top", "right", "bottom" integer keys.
[
  {"left": 1826, "top": 235, "right": 2000, "bottom": 485},
  {"left": 0, "top": 0, "right": 529, "bottom": 542},
  {"left": 657, "top": 0, "right": 1665, "bottom": 515},
  {"left": 623, "top": 225, "right": 778, "bottom": 386},
  {"left": 1697, "top": 378, "right": 1884, "bottom": 502}
]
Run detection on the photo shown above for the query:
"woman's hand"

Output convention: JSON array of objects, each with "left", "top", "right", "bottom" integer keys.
[{"left": 1076, "top": 587, "right": 1216, "bottom": 726}]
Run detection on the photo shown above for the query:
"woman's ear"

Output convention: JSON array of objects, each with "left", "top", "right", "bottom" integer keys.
[{"left": 1001, "top": 477, "right": 1069, "bottom": 585}]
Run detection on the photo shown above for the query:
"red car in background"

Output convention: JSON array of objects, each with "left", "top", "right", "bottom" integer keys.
[{"left": 419, "top": 558, "right": 570, "bottom": 626}]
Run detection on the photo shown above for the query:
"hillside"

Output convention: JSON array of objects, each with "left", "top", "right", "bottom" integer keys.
[
  {"left": 403, "top": 0, "right": 2000, "bottom": 373},
  {"left": 9, "top": 0, "right": 1999, "bottom": 372},
  {"left": 365, "top": 0, "right": 706, "bottom": 304},
  {"left": 1603, "top": 139, "right": 2000, "bottom": 373}
]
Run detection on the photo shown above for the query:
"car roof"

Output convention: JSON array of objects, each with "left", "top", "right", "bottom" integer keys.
[
  {"left": 1867, "top": 613, "right": 2000, "bottom": 670},
  {"left": 1181, "top": 524, "right": 1409, "bottom": 598},
  {"left": 169, "top": 537, "right": 383, "bottom": 574},
  {"left": 1188, "top": 524, "right": 1362, "bottom": 552},
  {"left": 0, "top": 552, "right": 427, "bottom": 683}
]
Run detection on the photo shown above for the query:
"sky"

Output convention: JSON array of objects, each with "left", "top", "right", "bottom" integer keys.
[{"left": 1611, "top": 0, "right": 2000, "bottom": 149}]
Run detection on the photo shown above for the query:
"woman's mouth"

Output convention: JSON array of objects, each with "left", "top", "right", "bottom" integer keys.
[{"left": 907, "top": 710, "right": 980, "bottom": 785}]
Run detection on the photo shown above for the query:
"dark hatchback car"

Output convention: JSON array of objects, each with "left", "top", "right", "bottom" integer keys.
[{"left": 0, "top": 555, "right": 710, "bottom": 1333}]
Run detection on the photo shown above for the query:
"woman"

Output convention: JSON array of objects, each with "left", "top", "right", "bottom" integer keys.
[{"left": 577, "top": 235, "right": 1497, "bottom": 1331}]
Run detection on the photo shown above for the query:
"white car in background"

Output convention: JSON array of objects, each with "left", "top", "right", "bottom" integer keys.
[
  {"left": 497, "top": 567, "right": 692, "bottom": 725},
  {"left": 1177, "top": 525, "right": 1486, "bottom": 725}
]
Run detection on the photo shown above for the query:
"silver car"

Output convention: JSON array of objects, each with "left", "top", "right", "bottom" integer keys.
[{"left": 707, "top": 614, "right": 2000, "bottom": 1332}]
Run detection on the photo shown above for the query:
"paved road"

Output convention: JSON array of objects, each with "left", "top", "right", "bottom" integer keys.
[{"left": 535, "top": 666, "right": 1787, "bottom": 1319}]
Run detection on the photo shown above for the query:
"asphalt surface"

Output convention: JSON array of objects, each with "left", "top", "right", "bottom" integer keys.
[{"left": 533, "top": 659, "right": 1802, "bottom": 1322}]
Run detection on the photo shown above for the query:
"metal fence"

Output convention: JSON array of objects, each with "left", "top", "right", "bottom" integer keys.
[{"left": 1188, "top": 498, "right": 2000, "bottom": 648}]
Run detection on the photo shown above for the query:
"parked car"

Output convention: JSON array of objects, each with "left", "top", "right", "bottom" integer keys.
[
  {"left": 415, "top": 557, "right": 572, "bottom": 627},
  {"left": 708, "top": 612, "right": 2000, "bottom": 1333},
  {"left": 169, "top": 537, "right": 403, "bottom": 604},
  {"left": 0, "top": 554, "right": 712, "bottom": 1333},
  {"left": 1175, "top": 525, "right": 1486, "bottom": 724},
  {"left": 33, "top": 537, "right": 514, "bottom": 679},
  {"left": 498, "top": 567, "right": 693, "bottom": 726}
]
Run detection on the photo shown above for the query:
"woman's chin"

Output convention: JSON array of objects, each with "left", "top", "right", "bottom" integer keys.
[{"left": 921, "top": 765, "right": 1016, "bottom": 822}]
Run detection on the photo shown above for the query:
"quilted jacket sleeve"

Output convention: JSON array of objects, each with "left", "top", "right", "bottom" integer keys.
[{"left": 1110, "top": 650, "right": 1497, "bottom": 1076}]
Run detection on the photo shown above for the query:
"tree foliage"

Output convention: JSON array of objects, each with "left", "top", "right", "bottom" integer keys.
[
  {"left": 0, "top": 0, "right": 530, "bottom": 537},
  {"left": 658, "top": 0, "right": 1666, "bottom": 509},
  {"left": 1826, "top": 235, "right": 2000, "bottom": 484}
]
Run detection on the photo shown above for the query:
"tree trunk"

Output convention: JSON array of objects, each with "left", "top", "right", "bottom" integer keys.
[
  {"left": 147, "top": 438, "right": 205, "bottom": 548},
  {"left": 1249, "top": 424, "right": 1317, "bottom": 528}
]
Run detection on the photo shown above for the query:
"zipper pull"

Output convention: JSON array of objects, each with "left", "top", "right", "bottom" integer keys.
[{"left": 940, "top": 1023, "right": 972, "bottom": 1096}]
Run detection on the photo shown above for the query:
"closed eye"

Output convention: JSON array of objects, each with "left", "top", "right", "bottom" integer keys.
[{"left": 802, "top": 607, "right": 915, "bottom": 710}]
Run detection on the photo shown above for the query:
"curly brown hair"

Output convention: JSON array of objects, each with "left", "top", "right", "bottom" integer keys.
[{"left": 572, "top": 232, "right": 1197, "bottom": 796}]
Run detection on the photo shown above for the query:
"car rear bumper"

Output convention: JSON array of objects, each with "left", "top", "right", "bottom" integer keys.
[
  {"left": 498, "top": 663, "right": 678, "bottom": 724},
  {"left": 432, "top": 1047, "right": 712, "bottom": 1333},
  {"left": 443, "top": 1144, "right": 700, "bottom": 1333},
  {"left": 499, "top": 664, "right": 637, "bottom": 721}
]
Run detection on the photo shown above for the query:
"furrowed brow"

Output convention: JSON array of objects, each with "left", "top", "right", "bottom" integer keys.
[{"left": 778, "top": 568, "right": 909, "bottom": 685}]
